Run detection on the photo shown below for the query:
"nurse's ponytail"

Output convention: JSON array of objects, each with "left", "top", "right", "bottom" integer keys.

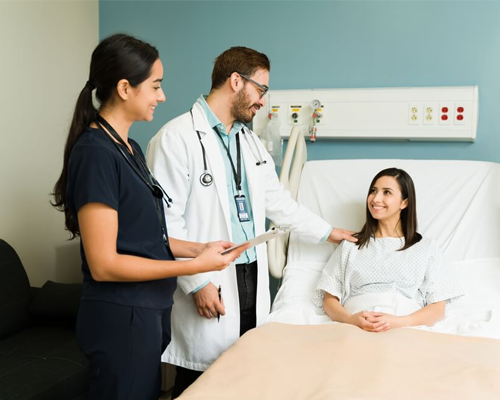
[
  {"left": 52, "top": 33, "right": 159, "bottom": 237},
  {"left": 51, "top": 81, "right": 96, "bottom": 237}
]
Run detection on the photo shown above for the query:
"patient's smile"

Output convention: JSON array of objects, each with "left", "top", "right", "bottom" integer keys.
[{"left": 371, "top": 204, "right": 385, "bottom": 210}]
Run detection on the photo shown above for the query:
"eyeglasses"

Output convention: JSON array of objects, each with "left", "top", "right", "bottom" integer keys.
[{"left": 238, "top": 73, "right": 269, "bottom": 99}]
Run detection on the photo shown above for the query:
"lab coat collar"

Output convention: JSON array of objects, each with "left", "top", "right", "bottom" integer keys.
[{"left": 191, "top": 102, "right": 212, "bottom": 137}]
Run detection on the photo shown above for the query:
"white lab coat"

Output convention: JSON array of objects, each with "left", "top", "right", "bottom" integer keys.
[{"left": 146, "top": 101, "right": 331, "bottom": 371}]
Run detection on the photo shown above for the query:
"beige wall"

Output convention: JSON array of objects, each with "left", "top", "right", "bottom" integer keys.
[{"left": 0, "top": 1, "right": 99, "bottom": 286}]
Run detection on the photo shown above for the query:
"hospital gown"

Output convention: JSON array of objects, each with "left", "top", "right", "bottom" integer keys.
[{"left": 312, "top": 237, "right": 464, "bottom": 310}]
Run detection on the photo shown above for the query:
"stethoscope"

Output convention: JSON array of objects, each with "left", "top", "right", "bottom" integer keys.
[
  {"left": 190, "top": 109, "right": 267, "bottom": 187},
  {"left": 95, "top": 114, "right": 173, "bottom": 207},
  {"left": 95, "top": 114, "right": 174, "bottom": 252}
]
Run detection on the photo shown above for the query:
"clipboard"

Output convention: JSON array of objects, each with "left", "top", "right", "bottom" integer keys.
[{"left": 221, "top": 225, "right": 294, "bottom": 255}]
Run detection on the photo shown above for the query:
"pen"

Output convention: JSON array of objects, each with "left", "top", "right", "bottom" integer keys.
[{"left": 217, "top": 285, "right": 222, "bottom": 323}]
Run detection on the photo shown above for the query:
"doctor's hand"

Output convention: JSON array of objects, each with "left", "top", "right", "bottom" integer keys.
[
  {"left": 192, "top": 282, "right": 225, "bottom": 319},
  {"left": 327, "top": 228, "right": 358, "bottom": 244}
]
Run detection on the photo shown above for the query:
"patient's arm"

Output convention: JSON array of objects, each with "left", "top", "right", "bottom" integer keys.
[
  {"left": 365, "top": 301, "right": 445, "bottom": 329},
  {"left": 323, "top": 293, "right": 390, "bottom": 333}
]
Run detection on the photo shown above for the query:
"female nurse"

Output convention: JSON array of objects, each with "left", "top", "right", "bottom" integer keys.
[{"left": 52, "top": 34, "right": 246, "bottom": 400}]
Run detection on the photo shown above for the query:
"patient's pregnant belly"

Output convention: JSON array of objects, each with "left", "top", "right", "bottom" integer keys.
[{"left": 344, "top": 292, "right": 421, "bottom": 316}]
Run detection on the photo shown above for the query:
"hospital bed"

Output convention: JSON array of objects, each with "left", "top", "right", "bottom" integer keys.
[{"left": 178, "top": 129, "right": 500, "bottom": 399}]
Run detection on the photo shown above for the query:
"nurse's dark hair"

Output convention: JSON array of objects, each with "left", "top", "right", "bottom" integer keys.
[
  {"left": 51, "top": 33, "right": 159, "bottom": 238},
  {"left": 210, "top": 46, "right": 270, "bottom": 91},
  {"left": 354, "top": 168, "right": 422, "bottom": 251}
]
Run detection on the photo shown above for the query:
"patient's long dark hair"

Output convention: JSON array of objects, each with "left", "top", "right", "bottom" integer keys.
[
  {"left": 354, "top": 168, "right": 422, "bottom": 251},
  {"left": 51, "top": 34, "right": 159, "bottom": 238}
]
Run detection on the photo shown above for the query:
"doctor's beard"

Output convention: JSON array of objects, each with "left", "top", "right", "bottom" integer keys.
[{"left": 230, "top": 89, "right": 260, "bottom": 124}]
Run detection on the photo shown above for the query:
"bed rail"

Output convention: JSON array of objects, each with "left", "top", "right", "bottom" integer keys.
[{"left": 268, "top": 126, "right": 307, "bottom": 278}]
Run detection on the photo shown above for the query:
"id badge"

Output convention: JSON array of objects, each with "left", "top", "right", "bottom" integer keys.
[{"left": 235, "top": 195, "right": 250, "bottom": 222}]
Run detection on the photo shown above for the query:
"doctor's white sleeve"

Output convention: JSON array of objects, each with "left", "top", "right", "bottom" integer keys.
[
  {"left": 146, "top": 128, "right": 212, "bottom": 295},
  {"left": 258, "top": 142, "right": 331, "bottom": 242}
]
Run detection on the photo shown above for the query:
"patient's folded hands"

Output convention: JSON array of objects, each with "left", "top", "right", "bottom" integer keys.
[
  {"left": 349, "top": 311, "right": 391, "bottom": 333},
  {"left": 352, "top": 302, "right": 445, "bottom": 332},
  {"left": 362, "top": 312, "right": 406, "bottom": 332}
]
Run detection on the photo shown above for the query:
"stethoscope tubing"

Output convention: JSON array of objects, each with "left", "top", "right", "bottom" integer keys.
[
  {"left": 95, "top": 115, "right": 173, "bottom": 207},
  {"left": 190, "top": 109, "right": 267, "bottom": 188},
  {"left": 241, "top": 127, "right": 267, "bottom": 166}
]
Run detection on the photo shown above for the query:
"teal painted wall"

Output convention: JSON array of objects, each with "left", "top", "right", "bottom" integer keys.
[
  {"left": 99, "top": 1, "right": 500, "bottom": 299},
  {"left": 100, "top": 0, "right": 500, "bottom": 162}
]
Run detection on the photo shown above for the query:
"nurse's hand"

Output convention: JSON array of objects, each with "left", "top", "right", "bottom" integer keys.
[
  {"left": 192, "top": 282, "right": 225, "bottom": 319},
  {"left": 327, "top": 228, "right": 358, "bottom": 244},
  {"left": 192, "top": 241, "right": 248, "bottom": 273},
  {"left": 204, "top": 240, "right": 235, "bottom": 253}
]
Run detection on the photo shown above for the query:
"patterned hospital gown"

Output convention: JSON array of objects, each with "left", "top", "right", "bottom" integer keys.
[{"left": 312, "top": 236, "right": 464, "bottom": 309}]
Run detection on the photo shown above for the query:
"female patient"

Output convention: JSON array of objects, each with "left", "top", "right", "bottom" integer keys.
[{"left": 313, "top": 168, "right": 463, "bottom": 332}]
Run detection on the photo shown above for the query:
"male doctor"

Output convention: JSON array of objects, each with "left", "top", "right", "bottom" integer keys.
[{"left": 147, "top": 47, "right": 356, "bottom": 398}]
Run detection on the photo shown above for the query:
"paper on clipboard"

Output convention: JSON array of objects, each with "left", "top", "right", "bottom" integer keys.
[{"left": 221, "top": 226, "right": 294, "bottom": 255}]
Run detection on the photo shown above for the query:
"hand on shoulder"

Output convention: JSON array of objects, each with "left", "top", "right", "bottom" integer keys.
[{"left": 327, "top": 228, "right": 358, "bottom": 244}]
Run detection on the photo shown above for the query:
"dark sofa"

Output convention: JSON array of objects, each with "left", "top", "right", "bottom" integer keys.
[{"left": 0, "top": 239, "right": 89, "bottom": 400}]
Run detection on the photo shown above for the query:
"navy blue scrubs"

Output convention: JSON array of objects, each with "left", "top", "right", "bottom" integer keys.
[{"left": 67, "top": 127, "right": 177, "bottom": 400}]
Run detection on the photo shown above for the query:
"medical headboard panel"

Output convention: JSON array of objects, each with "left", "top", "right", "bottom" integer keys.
[{"left": 254, "top": 86, "right": 478, "bottom": 142}]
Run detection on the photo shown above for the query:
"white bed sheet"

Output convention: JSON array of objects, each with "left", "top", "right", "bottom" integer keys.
[{"left": 269, "top": 160, "right": 500, "bottom": 340}]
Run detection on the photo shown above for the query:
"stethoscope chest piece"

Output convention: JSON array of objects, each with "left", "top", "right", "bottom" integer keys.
[
  {"left": 151, "top": 184, "right": 164, "bottom": 199},
  {"left": 200, "top": 172, "right": 213, "bottom": 186}
]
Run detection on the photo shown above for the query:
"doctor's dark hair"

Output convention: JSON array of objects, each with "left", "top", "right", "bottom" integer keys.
[
  {"left": 210, "top": 46, "right": 270, "bottom": 91},
  {"left": 354, "top": 168, "right": 422, "bottom": 251},
  {"left": 52, "top": 33, "right": 159, "bottom": 238}
]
